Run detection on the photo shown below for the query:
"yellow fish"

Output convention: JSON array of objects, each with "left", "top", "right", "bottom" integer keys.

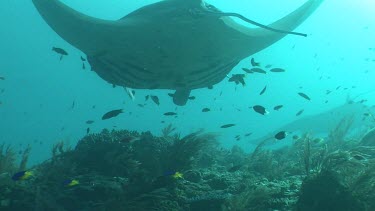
[
  {"left": 11, "top": 171, "right": 33, "bottom": 181},
  {"left": 172, "top": 172, "right": 183, "bottom": 179},
  {"left": 63, "top": 179, "right": 79, "bottom": 187}
]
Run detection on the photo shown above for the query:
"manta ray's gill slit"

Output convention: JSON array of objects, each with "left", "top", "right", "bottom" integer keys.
[
  {"left": 186, "top": 60, "right": 240, "bottom": 89},
  {"left": 90, "top": 56, "right": 151, "bottom": 88}
]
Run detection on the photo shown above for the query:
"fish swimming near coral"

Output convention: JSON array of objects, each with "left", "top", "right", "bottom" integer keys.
[
  {"left": 221, "top": 124, "right": 236, "bottom": 128},
  {"left": 270, "top": 68, "right": 286, "bottom": 73},
  {"left": 274, "top": 105, "right": 283, "bottom": 111},
  {"left": 298, "top": 92, "right": 311, "bottom": 101},
  {"left": 252, "top": 105, "right": 268, "bottom": 115},
  {"left": 164, "top": 112, "right": 178, "bottom": 116},
  {"left": 52, "top": 47, "right": 68, "bottom": 60},
  {"left": 102, "top": 109, "right": 123, "bottom": 120},
  {"left": 250, "top": 58, "right": 260, "bottom": 67},
  {"left": 11, "top": 170, "right": 33, "bottom": 181},
  {"left": 249, "top": 101, "right": 375, "bottom": 145},
  {"left": 259, "top": 86, "right": 267, "bottom": 95},
  {"left": 32, "top": 0, "right": 324, "bottom": 106},
  {"left": 163, "top": 171, "right": 183, "bottom": 179},
  {"left": 151, "top": 95, "right": 160, "bottom": 106},
  {"left": 63, "top": 179, "right": 79, "bottom": 187},
  {"left": 202, "top": 108, "right": 210, "bottom": 112},
  {"left": 228, "top": 74, "right": 246, "bottom": 86}
]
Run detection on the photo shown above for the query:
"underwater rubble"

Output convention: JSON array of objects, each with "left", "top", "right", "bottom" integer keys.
[{"left": 1, "top": 119, "right": 375, "bottom": 210}]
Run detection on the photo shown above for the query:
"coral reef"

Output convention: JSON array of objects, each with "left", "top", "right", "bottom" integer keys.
[{"left": 1, "top": 121, "right": 375, "bottom": 210}]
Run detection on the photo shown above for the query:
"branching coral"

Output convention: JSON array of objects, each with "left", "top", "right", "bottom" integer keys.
[
  {"left": 0, "top": 144, "right": 16, "bottom": 175},
  {"left": 163, "top": 131, "right": 218, "bottom": 171},
  {"left": 328, "top": 115, "right": 354, "bottom": 146}
]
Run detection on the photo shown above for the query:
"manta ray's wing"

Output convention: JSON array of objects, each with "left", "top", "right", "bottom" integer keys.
[{"left": 32, "top": 0, "right": 323, "bottom": 106}]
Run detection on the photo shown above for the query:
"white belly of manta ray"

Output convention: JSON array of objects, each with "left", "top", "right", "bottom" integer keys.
[{"left": 32, "top": 0, "right": 323, "bottom": 105}]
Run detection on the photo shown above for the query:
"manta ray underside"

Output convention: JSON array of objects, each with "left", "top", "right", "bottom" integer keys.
[{"left": 32, "top": 0, "right": 323, "bottom": 105}]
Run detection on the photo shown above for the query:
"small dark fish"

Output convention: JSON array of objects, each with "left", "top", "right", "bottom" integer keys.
[
  {"left": 145, "top": 95, "right": 150, "bottom": 101},
  {"left": 207, "top": 85, "right": 213, "bottom": 89},
  {"left": 274, "top": 105, "right": 283, "bottom": 111},
  {"left": 336, "top": 86, "right": 341, "bottom": 90},
  {"left": 251, "top": 58, "right": 260, "bottom": 67},
  {"left": 259, "top": 86, "right": 267, "bottom": 95},
  {"left": 265, "top": 64, "right": 272, "bottom": 68},
  {"left": 167, "top": 93, "right": 174, "bottom": 98},
  {"left": 252, "top": 105, "right": 268, "bottom": 115},
  {"left": 82, "top": 63, "right": 86, "bottom": 70},
  {"left": 52, "top": 47, "right": 68, "bottom": 60},
  {"left": 202, "top": 108, "right": 210, "bottom": 112},
  {"left": 92, "top": 105, "right": 96, "bottom": 109},
  {"left": 0, "top": 89, "right": 4, "bottom": 93},
  {"left": 274, "top": 131, "right": 287, "bottom": 140},
  {"left": 0, "top": 76, "right": 5, "bottom": 80},
  {"left": 244, "top": 133, "right": 252, "bottom": 137},
  {"left": 86, "top": 120, "right": 94, "bottom": 124},
  {"left": 269, "top": 68, "right": 285, "bottom": 73},
  {"left": 296, "top": 109, "right": 304, "bottom": 116},
  {"left": 86, "top": 127, "right": 90, "bottom": 134},
  {"left": 164, "top": 112, "right": 177, "bottom": 116},
  {"left": 325, "top": 100, "right": 328, "bottom": 104},
  {"left": 112, "top": 84, "right": 116, "bottom": 88},
  {"left": 250, "top": 68, "right": 266, "bottom": 74},
  {"left": 228, "top": 74, "right": 246, "bottom": 86},
  {"left": 70, "top": 101, "right": 75, "bottom": 109},
  {"left": 298, "top": 92, "right": 311, "bottom": 101},
  {"left": 221, "top": 124, "right": 236, "bottom": 128},
  {"left": 242, "top": 68, "right": 253, "bottom": 74},
  {"left": 292, "top": 135, "right": 299, "bottom": 140},
  {"left": 219, "top": 91, "right": 223, "bottom": 96},
  {"left": 101, "top": 109, "right": 123, "bottom": 120},
  {"left": 188, "top": 96, "right": 196, "bottom": 100},
  {"left": 161, "top": 121, "right": 165, "bottom": 123},
  {"left": 137, "top": 104, "right": 145, "bottom": 107},
  {"left": 52, "top": 47, "right": 68, "bottom": 55},
  {"left": 326, "top": 90, "right": 332, "bottom": 95},
  {"left": 151, "top": 95, "right": 160, "bottom": 105},
  {"left": 80, "top": 56, "right": 86, "bottom": 62},
  {"left": 228, "top": 165, "right": 242, "bottom": 172}
]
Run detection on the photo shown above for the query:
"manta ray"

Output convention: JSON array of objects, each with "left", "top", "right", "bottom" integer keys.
[{"left": 32, "top": 0, "right": 323, "bottom": 105}]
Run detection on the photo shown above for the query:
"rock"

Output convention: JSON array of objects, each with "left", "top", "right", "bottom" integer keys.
[
  {"left": 207, "top": 177, "right": 229, "bottom": 190},
  {"left": 184, "top": 170, "right": 202, "bottom": 183}
]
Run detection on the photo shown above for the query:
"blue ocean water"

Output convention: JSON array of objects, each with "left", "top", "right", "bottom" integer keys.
[{"left": 0, "top": 0, "right": 374, "bottom": 167}]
